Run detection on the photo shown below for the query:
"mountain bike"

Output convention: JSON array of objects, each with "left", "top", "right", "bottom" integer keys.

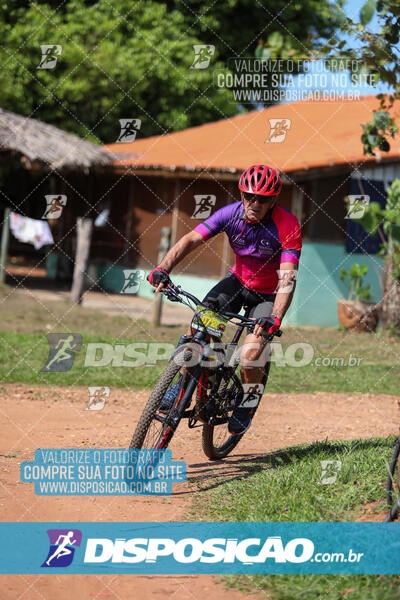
[
  {"left": 385, "top": 436, "right": 400, "bottom": 522},
  {"left": 129, "top": 282, "right": 281, "bottom": 460}
]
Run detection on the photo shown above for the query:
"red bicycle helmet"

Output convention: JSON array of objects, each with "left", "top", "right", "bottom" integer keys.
[{"left": 238, "top": 165, "right": 282, "bottom": 196}]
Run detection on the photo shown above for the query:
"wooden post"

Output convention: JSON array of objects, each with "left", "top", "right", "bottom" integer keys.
[
  {"left": 152, "top": 226, "right": 171, "bottom": 327},
  {"left": 71, "top": 217, "right": 93, "bottom": 304},
  {"left": 291, "top": 184, "right": 304, "bottom": 223},
  {"left": 124, "top": 178, "right": 134, "bottom": 263},
  {"left": 170, "top": 179, "right": 181, "bottom": 246},
  {"left": 0, "top": 207, "right": 10, "bottom": 285},
  {"left": 308, "top": 179, "right": 318, "bottom": 239},
  {"left": 220, "top": 181, "right": 233, "bottom": 278}
]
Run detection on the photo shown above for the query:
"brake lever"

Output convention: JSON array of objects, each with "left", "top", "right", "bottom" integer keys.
[{"left": 162, "top": 287, "right": 180, "bottom": 302}]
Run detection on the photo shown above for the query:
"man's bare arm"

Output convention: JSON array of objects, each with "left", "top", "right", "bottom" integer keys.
[
  {"left": 153, "top": 230, "right": 204, "bottom": 292},
  {"left": 271, "top": 262, "right": 298, "bottom": 320}
]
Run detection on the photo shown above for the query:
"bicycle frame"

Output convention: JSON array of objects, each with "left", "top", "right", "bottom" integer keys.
[
  {"left": 131, "top": 281, "right": 282, "bottom": 453},
  {"left": 162, "top": 303, "right": 271, "bottom": 430}
]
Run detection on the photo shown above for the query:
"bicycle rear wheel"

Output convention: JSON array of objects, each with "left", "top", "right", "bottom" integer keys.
[
  {"left": 202, "top": 373, "right": 244, "bottom": 460},
  {"left": 129, "top": 345, "right": 196, "bottom": 450},
  {"left": 202, "top": 362, "right": 271, "bottom": 460}
]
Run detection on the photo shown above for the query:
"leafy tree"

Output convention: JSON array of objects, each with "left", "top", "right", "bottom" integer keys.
[
  {"left": 164, "top": 0, "right": 346, "bottom": 63},
  {"left": 317, "top": 1, "right": 400, "bottom": 328},
  {"left": 164, "top": 0, "right": 347, "bottom": 107},
  {"left": 340, "top": 263, "right": 372, "bottom": 302},
  {"left": 0, "top": 0, "right": 348, "bottom": 139},
  {"left": 0, "top": 0, "right": 237, "bottom": 142},
  {"left": 356, "top": 180, "right": 400, "bottom": 328},
  {"left": 315, "top": 0, "right": 400, "bottom": 155}
]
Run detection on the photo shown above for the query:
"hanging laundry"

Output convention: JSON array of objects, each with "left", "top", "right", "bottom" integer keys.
[{"left": 10, "top": 212, "right": 54, "bottom": 250}]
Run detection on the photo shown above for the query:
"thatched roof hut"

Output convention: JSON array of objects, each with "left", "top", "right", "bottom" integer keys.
[{"left": 0, "top": 108, "right": 115, "bottom": 172}]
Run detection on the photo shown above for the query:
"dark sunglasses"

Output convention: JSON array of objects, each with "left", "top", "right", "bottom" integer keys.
[{"left": 242, "top": 191, "right": 275, "bottom": 205}]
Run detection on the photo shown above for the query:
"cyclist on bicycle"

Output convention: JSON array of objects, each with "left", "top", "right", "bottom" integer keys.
[{"left": 147, "top": 164, "right": 302, "bottom": 435}]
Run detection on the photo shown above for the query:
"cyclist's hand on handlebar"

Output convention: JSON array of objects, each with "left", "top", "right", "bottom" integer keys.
[
  {"left": 147, "top": 267, "right": 170, "bottom": 293},
  {"left": 253, "top": 315, "right": 281, "bottom": 338}
]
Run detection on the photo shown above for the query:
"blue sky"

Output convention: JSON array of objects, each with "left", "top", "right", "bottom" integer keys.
[
  {"left": 289, "top": 0, "right": 390, "bottom": 98},
  {"left": 344, "top": 0, "right": 380, "bottom": 33}
]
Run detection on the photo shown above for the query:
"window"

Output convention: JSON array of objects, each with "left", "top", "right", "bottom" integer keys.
[{"left": 345, "top": 178, "right": 387, "bottom": 255}]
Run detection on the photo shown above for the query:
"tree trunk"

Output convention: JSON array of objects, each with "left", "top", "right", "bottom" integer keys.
[
  {"left": 381, "top": 240, "right": 400, "bottom": 328},
  {"left": 0, "top": 207, "right": 10, "bottom": 285},
  {"left": 152, "top": 227, "right": 171, "bottom": 327},
  {"left": 71, "top": 217, "right": 93, "bottom": 305}
]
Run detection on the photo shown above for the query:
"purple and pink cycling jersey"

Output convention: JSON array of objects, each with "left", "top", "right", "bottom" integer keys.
[{"left": 193, "top": 201, "right": 302, "bottom": 294}]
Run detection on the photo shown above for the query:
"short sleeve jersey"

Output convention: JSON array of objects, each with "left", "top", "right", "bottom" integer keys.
[{"left": 193, "top": 201, "right": 302, "bottom": 294}]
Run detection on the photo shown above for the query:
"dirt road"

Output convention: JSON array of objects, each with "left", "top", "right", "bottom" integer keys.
[{"left": 1, "top": 384, "right": 398, "bottom": 599}]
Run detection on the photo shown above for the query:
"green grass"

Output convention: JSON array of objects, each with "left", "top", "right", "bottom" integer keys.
[
  {"left": 190, "top": 438, "right": 393, "bottom": 522},
  {"left": 3, "top": 293, "right": 400, "bottom": 596},
  {"left": 1, "top": 292, "right": 400, "bottom": 392},
  {"left": 190, "top": 437, "right": 400, "bottom": 599},
  {"left": 1, "top": 328, "right": 400, "bottom": 393},
  {"left": 0, "top": 331, "right": 168, "bottom": 387},
  {"left": 0, "top": 291, "right": 181, "bottom": 387},
  {"left": 221, "top": 573, "right": 400, "bottom": 600}
]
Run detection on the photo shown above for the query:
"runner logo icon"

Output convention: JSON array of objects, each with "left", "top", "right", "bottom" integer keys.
[
  {"left": 86, "top": 386, "right": 110, "bottom": 410},
  {"left": 42, "top": 529, "right": 82, "bottom": 567},
  {"left": 117, "top": 119, "right": 141, "bottom": 143},
  {"left": 319, "top": 460, "right": 342, "bottom": 485},
  {"left": 265, "top": 118, "right": 291, "bottom": 143},
  {"left": 190, "top": 45, "right": 215, "bottom": 69},
  {"left": 42, "top": 195, "right": 67, "bottom": 219},
  {"left": 37, "top": 45, "right": 62, "bottom": 69},
  {"left": 240, "top": 383, "right": 264, "bottom": 408},
  {"left": 344, "top": 195, "right": 370, "bottom": 219},
  {"left": 120, "top": 269, "right": 145, "bottom": 294},
  {"left": 191, "top": 195, "right": 216, "bottom": 219},
  {"left": 41, "top": 333, "right": 82, "bottom": 372}
]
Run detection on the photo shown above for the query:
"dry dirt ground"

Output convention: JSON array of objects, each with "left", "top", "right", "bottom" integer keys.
[{"left": 1, "top": 384, "right": 399, "bottom": 600}]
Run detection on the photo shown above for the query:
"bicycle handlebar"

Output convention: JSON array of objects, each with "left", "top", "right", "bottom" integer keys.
[{"left": 158, "top": 281, "right": 282, "bottom": 339}]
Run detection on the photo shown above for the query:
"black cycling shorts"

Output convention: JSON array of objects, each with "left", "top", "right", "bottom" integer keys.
[{"left": 202, "top": 272, "right": 275, "bottom": 332}]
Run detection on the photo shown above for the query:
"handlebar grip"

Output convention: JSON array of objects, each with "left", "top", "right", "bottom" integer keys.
[
  {"left": 260, "top": 328, "right": 282, "bottom": 341},
  {"left": 246, "top": 321, "right": 282, "bottom": 339}
]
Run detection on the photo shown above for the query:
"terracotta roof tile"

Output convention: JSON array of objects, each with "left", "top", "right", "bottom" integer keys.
[{"left": 103, "top": 96, "right": 400, "bottom": 174}]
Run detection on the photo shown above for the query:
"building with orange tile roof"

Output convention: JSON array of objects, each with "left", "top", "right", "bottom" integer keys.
[{"left": 98, "top": 96, "right": 400, "bottom": 325}]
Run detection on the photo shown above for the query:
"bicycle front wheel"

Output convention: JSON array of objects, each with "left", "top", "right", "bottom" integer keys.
[{"left": 129, "top": 345, "right": 197, "bottom": 450}]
